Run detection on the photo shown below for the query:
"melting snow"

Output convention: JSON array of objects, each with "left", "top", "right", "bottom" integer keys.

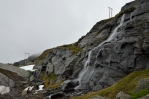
[
  {"left": 20, "top": 65, "right": 36, "bottom": 71},
  {"left": 38, "top": 85, "right": 44, "bottom": 90}
]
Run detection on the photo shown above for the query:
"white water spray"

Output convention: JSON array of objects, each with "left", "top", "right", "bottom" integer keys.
[
  {"left": 130, "top": 12, "right": 133, "bottom": 20},
  {"left": 75, "top": 14, "right": 125, "bottom": 89}
]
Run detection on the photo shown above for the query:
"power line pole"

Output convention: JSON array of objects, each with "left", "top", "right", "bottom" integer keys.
[
  {"left": 24, "top": 53, "right": 27, "bottom": 65},
  {"left": 111, "top": 8, "right": 113, "bottom": 17},
  {"left": 108, "top": 7, "right": 113, "bottom": 18},
  {"left": 24, "top": 53, "right": 30, "bottom": 65},
  {"left": 108, "top": 7, "right": 111, "bottom": 18}
]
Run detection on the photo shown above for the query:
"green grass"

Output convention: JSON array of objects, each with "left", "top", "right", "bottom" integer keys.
[
  {"left": 40, "top": 72, "right": 63, "bottom": 89},
  {"left": 71, "top": 70, "right": 149, "bottom": 99},
  {"left": 75, "top": 36, "right": 85, "bottom": 46},
  {"left": 131, "top": 89, "right": 149, "bottom": 99},
  {"left": 35, "top": 44, "right": 81, "bottom": 65},
  {"left": 59, "top": 44, "right": 82, "bottom": 55},
  {"left": 35, "top": 48, "right": 54, "bottom": 64}
]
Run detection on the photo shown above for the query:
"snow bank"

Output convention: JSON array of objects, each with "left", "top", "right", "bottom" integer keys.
[{"left": 20, "top": 65, "right": 36, "bottom": 71}]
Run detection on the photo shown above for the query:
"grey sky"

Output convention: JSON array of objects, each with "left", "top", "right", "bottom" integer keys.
[{"left": 0, "top": 0, "right": 134, "bottom": 63}]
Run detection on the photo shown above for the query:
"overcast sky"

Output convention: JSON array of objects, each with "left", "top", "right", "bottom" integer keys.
[{"left": 0, "top": 0, "right": 134, "bottom": 63}]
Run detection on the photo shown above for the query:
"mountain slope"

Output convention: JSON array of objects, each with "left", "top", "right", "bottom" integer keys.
[
  {"left": 71, "top": 69, "right": 149, "bottom": 99},
  {"left": 20, "top": 0, "right": 149, "bottom": 98}
]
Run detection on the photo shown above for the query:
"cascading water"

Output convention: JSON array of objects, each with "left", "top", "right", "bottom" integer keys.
[
  {"left": 75, "top": 14, "right": 125, "bottom": 89},
  {"left": 130, "top": 12, "right": 133, "bottom": 20}
]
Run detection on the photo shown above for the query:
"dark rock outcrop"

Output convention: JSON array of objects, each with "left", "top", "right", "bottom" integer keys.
[
  {"left": 0, "top": 63, "right": 28, "bottom": 99},
  {"left": 33, "top": 0, "right": 149, "bottom": 97}
]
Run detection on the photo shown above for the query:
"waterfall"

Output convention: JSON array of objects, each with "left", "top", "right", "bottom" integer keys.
[
  {"left": 130, "top": 12, "right": 133, "bottom": 20},
  {"left": 75, "top": 14, "right": 125, "bottom": 89}
]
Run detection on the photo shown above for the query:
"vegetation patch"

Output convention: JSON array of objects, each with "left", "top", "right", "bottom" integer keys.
[
  {"left": 59, "top": 44, "right": 82, "bottom": 55},
  {"left": 71, "top": 69, "right": 149, "bottom": 99},
  {"left": 38, "top": 49, "right": 52, "bottom": 60},
  {"left": 101, "top": 17, "right": 114, "bottom": 24},
  {"left": 40, "top": 72, "right": 63, "bottom": 89},
  {"left": 74, "top": 36, "right": 85, "bottom": 46},
  {"left": 131, "top": 89, "right": 149, "bottom": 99}
]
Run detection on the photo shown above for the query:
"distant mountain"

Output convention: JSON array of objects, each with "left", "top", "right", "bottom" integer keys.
[{"left": 13, "top": 53, "right": 41, "bottom": 66}]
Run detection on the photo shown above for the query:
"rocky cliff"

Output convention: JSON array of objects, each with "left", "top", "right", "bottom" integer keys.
[
  {"left": 31, "top": 0, "right": 149, "bottom": 98},
  {"left": 0, "top": 63, "right": 28, "bottom": 99}
]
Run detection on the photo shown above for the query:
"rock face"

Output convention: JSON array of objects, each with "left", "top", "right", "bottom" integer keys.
[
  {"left": 89, "top": 95, "right": 110, "bottom": 99},
  {"left": 135, "top": 78, "right": 149, "bottom": 92},
  {"left": 0, "top": 63, "right": 28, "bottom": 99},
  {"left": 115, "top": 91, "right": 131, "bottom": 99},
  {"left": 0, "top": 73, "right": 15, "bottom": 87},
  {"left": 0, "top": 63, "right": 28, "bottom": 77},
  {"left": 36, "top": 0, "right": 149, "bottom": 94}
]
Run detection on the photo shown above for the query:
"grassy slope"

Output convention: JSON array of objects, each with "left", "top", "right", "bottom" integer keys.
[
  {"left": 40, "top": 72, "right": 63, "bottom": 89},
  {"left": 71, "top": 69, "right": 149, "bottom": 99},
  {"left": 35, "top": 44, "right": 81, "bottom": 65}
]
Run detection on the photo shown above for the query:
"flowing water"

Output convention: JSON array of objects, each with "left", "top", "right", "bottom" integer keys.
[
  {"left": 75, "top": 14, "right": 126, "bottom": 89},
  {"left": 130, "top": 12, "right": 133, "bottom": 20}
]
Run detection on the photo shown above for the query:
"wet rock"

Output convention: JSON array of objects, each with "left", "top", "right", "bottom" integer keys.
[
  {"left": 142, "top": 43, "right": 149, "bottom": 50},
  {"left": 134, "top": 49, "right": 142, "bottom": 55},
  {"left": 115, "top": 91, "right": 131, "bottom": 99},
  {"left": 22, "top": 87, "right": 29, "bottom": 96},
  {"left": 0, "top": 63, "right": 28, "bottom": 77},
  {"left": 47, "top": 92, "right": 65, "bottom": 99},
  {"left": 0, "top": 86, "right": 10, "bottom": 95},
  {"left": 138, "top": 96, "right": 149, "bottom": 99},
  {"left": 61, "top": 80, "right": 78, "bottom": 92},
  {"left": 89, "top": 95, "right": 110, "bottom": 99},
  {"left": 135, "top": 78, "right": 149, "bottom": 92},
  {"left": 46, "top": 63, "right": 54, "bottom": 75},
  {"left": 0, "top": 73, "right": 15, "bottom": 87},
  {"left": 30, "top": 75, "right": 35, "bottom": 82}
]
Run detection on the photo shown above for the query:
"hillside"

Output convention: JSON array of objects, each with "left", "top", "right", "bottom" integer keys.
[
  {"left": 71, "top": 69, "right": 149, "bottom": 99},
  {"left": 32, "top": 0, "right": 149, "bottom": 98},
  {"left": 8, "top": 0, "right": 149, "bottom": 99}
]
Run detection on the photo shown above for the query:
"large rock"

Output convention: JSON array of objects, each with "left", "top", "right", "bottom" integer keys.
[
  {"left": 46, "top": 63, "right": 54, "bottom": 75},
  {"left": 30, "top": 75, "right": 35, "bottom": 82},
  {"left": 0, "top": 73, "right": 15, "bottom": 87},
  {"left": 115, "top": 91, "right": 131, "bottom": 99},
  {"left": 0, "top": 63, "right": 28, "bottom": 78},
  {"left": 0, "top": 86, "right": 10, "bottom": 95},
  {"left": 138, "top": 95, "right": 149, "bottom": 99},
  {"left": 135, "top": 78, "right": 149, "bottom": 92},
  {"left": 89, "top": 95, "right": 110, "bottom": 99}
]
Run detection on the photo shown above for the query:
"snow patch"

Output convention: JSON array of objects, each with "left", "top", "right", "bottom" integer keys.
[{"left": 20, "top": 65, "right": 36, "bottom": 71}]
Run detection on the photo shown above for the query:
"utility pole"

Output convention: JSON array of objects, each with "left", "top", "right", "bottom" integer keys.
[
  {"left": 108, "top": 7, "right": 113, "bottom": 18},
  {"left": 108, "top": 7, "right": 111, "bottom": 18},
  {"left": 111, "top": 8, "right": 113, "bottom": 17},
  {"left": 24, "top": 53, "right": 30, "bottom": 65}
]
